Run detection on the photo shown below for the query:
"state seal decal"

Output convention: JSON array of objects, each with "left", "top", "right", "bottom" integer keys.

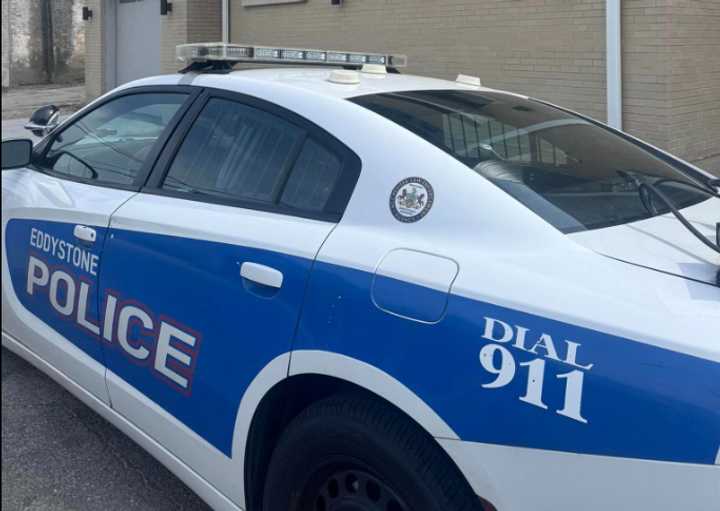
[{"left": 389, "top": 177, "right": 434, "bottom": 223}]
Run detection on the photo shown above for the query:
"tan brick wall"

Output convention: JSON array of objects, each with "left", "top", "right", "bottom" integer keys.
[
  {"left": 230, "top": 0, "right": 608, "bottom": 121},
  {"left": 230, "top": 0, "right": 719, "bottom": 165},
  {"left": 160, "top": 0, "right": 189, "bottom": 73},
  {"left": 84, "top": 0, "right": 105, "bottom": 99},
  {"left": 160, "top": 0, "right": 222, "bottom": 74},
  {"left": 622, "top": 0, "right": 720, "bottom": 166},
  {"left": 666, "top": 0, "right": 720, "bottom": 167},
  {"left": 698, "top": 153, "right": 720, "bottom": 176},
  {"left": 621, "top": 0, "right": 672, "bottom": 150},
  {"left": 188, "top": 0, "right": 222, "bottom": 46}
]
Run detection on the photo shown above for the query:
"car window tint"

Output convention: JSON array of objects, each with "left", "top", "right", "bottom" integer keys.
[
  {"left": 443, "top": 112, "right": 569, "bottom": 166},
  {"left": 352, "top": 91, "right": 710, "bottom": 233},
  {"left": 45, "top": 93, "right": 186, "bottom": 186},
  {"left": 280, "top": 139, "right": 342, "bottom": 212},
  {"left": 163, "top": 98, "right": 305, "bottom": 204}
]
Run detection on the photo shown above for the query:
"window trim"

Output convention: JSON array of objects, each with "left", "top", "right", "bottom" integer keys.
[
  {"left": 30, "top": 85, "right": 203, "bottom": 192},
  {"left": 143, "top": 87, "right": 362, "bottom": 223}
]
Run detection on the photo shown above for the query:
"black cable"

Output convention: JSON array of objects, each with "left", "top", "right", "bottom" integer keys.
[
  {"left": 617, "top": 170, "right": 720, "bottom": 254},
  {"left": 639, "top": 182, "right": 720, "bottom": 254}
]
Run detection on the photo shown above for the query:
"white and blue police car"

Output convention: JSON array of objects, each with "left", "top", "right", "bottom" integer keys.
[{"left": 2, "top": 43, "right": 719, "bottom": 511}]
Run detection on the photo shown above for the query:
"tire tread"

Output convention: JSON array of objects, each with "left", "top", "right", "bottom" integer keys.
[{"left": 264, "top": 393, "right": 482, "bottom": 511}]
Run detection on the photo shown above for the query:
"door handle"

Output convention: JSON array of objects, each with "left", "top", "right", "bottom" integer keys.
[
  {"left": 240, "top": 262, "right": 283, "bottom": 289},
  {"left": 73, "top": 225, "right": 97, "bottom": 243}
]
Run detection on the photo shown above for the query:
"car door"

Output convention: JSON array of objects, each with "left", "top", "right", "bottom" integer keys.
[
  {"left": 98, "top": 89, "right": 360, "bottom": 473},
  {"left": 1, "top": 87, "right": 196, "bottom": 403}
]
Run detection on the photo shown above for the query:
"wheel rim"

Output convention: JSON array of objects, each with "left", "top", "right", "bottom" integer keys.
[{"left": 307, "top": 468, "right": 409, "bottom": 511}]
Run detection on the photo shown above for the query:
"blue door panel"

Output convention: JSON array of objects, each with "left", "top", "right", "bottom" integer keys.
[
  {"left": 5, "top": 219, "right": 106, "bottom": 364},
  {"left": 99, "top": 228, "right": 311, "bottom": 455},
  {"left": 295, "top": 261, "right": 720, "bottom": 465}
]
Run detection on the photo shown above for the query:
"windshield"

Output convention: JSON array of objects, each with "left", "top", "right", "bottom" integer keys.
[{"left": 351, "top": 90, "right": 711, "bottom": 233}]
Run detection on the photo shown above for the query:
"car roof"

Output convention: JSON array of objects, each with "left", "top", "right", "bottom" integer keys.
[
  {"left": 218, "top": 67, "right": 495, "bottom": 99},
  {"left": 126, "top": 67, "right": 524, "bottom": 101}
]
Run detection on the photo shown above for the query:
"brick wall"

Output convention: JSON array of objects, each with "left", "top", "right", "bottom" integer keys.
[
  {"left": 622, "top": 0, "right": 720, "bottom": 168},
  {"left": 187, "top": 0, "right": 223, "bottom": 54},
  {"left": 622, "top": 0, "right": 671, "bottom": 150},
  {"left": 160, "top": 0, "right": 189, "bottom": 74},
  {"left": 666, "top": 0, "right": 720, "bottom": 169},
  {"left": 230, "top": 0, "right": 608, "bottom": 121},
  {"left": 160, "top": 0, "right": 222, "bottom": 73},
  {"left": 230, "top": 0, "right": 719, "bottom": 166},
  {"left": 84, "top": 0, "right": 104, "bottom": 99}
]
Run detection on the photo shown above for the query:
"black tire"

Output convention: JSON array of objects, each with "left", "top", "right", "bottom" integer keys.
[{"left": 262, "top": 393, "right": 482, "bottom": 511}]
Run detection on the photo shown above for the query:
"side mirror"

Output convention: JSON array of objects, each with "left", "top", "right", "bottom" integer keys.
[
  {"left": 25, "top": 105, "right": 60, "bottom": 137},
  {"left": 1, "top": 139, "right": 34, "bottom": 170}
]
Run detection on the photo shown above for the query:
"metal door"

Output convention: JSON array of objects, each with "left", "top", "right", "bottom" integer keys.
[{"left": 116, "top": 0, "right": 161, "bottom": 85}]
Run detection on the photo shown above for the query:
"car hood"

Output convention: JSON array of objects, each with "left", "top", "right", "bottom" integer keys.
[{"left": 569, "top": 198, "right": 719, "bottom": 286}]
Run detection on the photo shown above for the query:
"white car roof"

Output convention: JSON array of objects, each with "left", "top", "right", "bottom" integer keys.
[{"left": 124, "top": 67, "right": 523, "bottom": 101}]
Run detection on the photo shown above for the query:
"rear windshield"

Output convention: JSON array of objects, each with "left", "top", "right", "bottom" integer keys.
[{"left": 351, "top": 90, "right": 710, "bottom": 233}]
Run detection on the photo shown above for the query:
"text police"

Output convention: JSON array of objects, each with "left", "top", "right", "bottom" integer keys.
[{"left": 26, "top": 231, "right": 201, "bottom": 393}]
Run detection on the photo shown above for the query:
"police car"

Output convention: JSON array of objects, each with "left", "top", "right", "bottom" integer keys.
[{"left": 2, "top": 43, "right": 719, "bottom": 511}]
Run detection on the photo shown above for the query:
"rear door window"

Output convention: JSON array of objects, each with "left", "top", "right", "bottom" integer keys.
[
  {"left": 280, "top": 139, "right": 343, "bottom": 213},
  {"left": 160, "top": 96, "right": 359, "bottom": 220},
  {"left": 163, "top": 98, "right": 305, "bottom": 203}
]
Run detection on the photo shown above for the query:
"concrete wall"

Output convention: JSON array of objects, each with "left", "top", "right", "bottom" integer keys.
[
  {"left": 1, "top": 0, "right": 9, "bottom": 88},
  {"left": 0, "top": 0, "right": 85, "bottom": 87},
  {"left": 52, "top": 0, "right": 86, "bottom": 83}
]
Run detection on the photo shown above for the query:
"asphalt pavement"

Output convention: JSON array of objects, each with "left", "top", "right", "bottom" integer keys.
[
  {"left": 1, "top": 347, "right": 211, "bottom": 511},
  {"left": 1, "top": 84, "right": 86, "bottom": 120}
]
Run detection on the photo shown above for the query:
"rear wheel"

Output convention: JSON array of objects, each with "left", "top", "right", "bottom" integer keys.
[{"left": 262, "top": 394, "right": 482, "bottom": 511}]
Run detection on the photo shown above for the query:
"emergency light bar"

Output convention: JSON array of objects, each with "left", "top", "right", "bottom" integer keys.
[{"left": 176, "top": 43, "right": 408, "bottom": 70}]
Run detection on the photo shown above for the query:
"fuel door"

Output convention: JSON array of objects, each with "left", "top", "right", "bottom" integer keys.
[{"left": 372, "top": 249, "right": 459, "bottom": 323}]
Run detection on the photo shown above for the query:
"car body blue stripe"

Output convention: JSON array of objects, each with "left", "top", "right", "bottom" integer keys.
[
  {"left": 372, "top": 273, "right": 449, "bottom": 323},
  {"left": 6, "top": 219, "right": 719, "bottom": 464},
  {"left": 297, "top": 261, "right": 720, "bottom": 465},
  {"left": 6, "top": 220, "right": 107, "bottom": 365},
  {"left": 98, "top": 224, "right": 313, "bottom": 455}
]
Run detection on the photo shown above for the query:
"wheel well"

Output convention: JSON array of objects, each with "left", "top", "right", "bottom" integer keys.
[
  {"left": 243, "top": 373, "right": 496, "bottom": 511},
  {"left": 243, "top": 374, "right": 354, "bottom": 511}
]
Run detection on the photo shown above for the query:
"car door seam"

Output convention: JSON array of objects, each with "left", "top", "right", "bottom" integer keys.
[
  {"left": 99, "top": 191, "right": 142, "bottom": 408},
  {"left": 286, "top": 221, "right": 341, "bottom": 377}
]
